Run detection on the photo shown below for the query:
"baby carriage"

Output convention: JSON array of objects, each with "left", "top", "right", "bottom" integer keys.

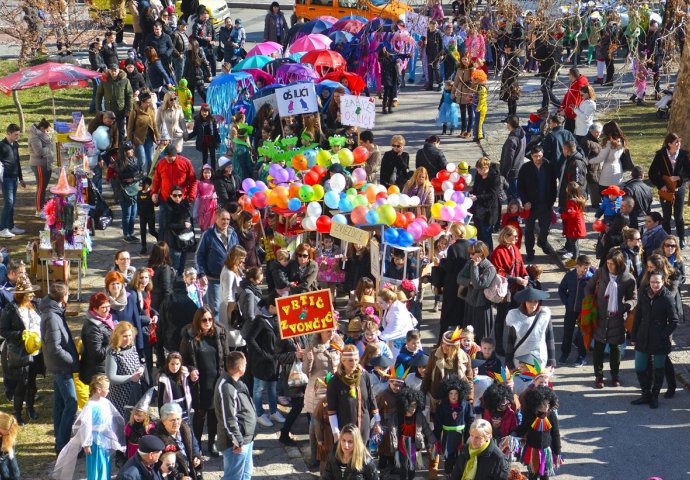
[{"left": 655, "top": 84, "right": 674, "bottom": 120}]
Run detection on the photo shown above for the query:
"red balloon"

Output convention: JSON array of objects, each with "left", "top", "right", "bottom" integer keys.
[
  {"left": 316, "top": 215, "right": 332, "bottom": 233},
  {"left": 376, "top": 192, "right": 389, "bottom": 200},
  {"left": 431, "top": 178, "right": 443, "bottom": 191},
  {"left": 238, "top": 195, "right": 253, "bottom": 211},
  {"left": 592, "top": 219, "right": 605, "bottom": 232},
  {"left": 454, "top": 182, "right": 465, "bottom": 191},
  {"left": 426, "top": 223, "right": 443, "bottom": 237},
  {"left": 404, "top": 212, "right": 416, "bottom": 224},
  {"left": 352, "top": 146, "right": 369, "bottom": 165},
  {"left": 394, "top": 212, "right": 408, "bottom": 228},
  {"left": 312, "top": 165, "right": 327, "bottom": 177},
  {"left": 251, "top": 191, "right": 268, "bottom": 208},
  {"left": 437, "top": 170, "right": 451, "bottom": 181},
  {"left": 304, "top": 171, "right": 320, "bottom": 186}
]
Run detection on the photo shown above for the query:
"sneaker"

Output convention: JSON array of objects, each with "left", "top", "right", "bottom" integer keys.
[
  {"left": 129, "top": 235, "right": 140, "bottom": 243},
  {"left": 277, "top": 396, "right": 291, "bottom": 406},
  {"left": 10, "top": 227, "right": 25, "bottom": 235},
  {"left": 561, "top": 252, "right": 573, "bottom": 260},
  {"left": 0, "top": 229, "right": 15, "bottom": 238},
  {"left": 271, "top": 411, "right": 286, "bottom": 423},
  {"left": 279, "top": 433, "right": 298, "bottom": 447},
  {"left": 571, "top": 356, "right": 587, "bottom": 367},
  {"left": 257, "top": 413, "right": 274, "bottom": 427}
]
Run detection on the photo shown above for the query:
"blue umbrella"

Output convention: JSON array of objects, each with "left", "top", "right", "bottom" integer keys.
[
  {"left": 289, "top": 51, "right": 307, "bottom": 62},
  {"left": 298, "top": 19, "right": 334, "bottom": 36},
  {"left": 328, "top": 30, "right": 353, "bottom": 45},
  {"left": 315, "top": 80, "right": 350, "bottom": 96},
  {"left": 339, "top": 14, "right": 367, "bottom": 23},
  {"left": 208, "top": 71, "right": 254, "bottom": 88}
]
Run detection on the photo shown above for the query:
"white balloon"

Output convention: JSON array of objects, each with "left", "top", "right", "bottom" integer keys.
[
  {"left": 463, "top": 173, "right": 473, "bottom": 183},
  {"left": 388, "top": 193, "right": 400, "bottom": 207},
  {"left": 443, "top": 190, "right": 454, "bottom": 201},
  {"left": 302, "top": 216, "right": 317, "bottom": 231},
  {"left": 331, "top": 173, "right": 346, "bottom": 192},
  {"left": 377, "top": 185, "right": 388, "bottom": 194},
  {"left": 409, "top": 196, "right": 421, "bottom": 207},
  {"left": 446, "top": 163, "right": 457, "bottom": 172},
  {"left": 442, "top": 180, "right": 454, "bottom": 191},
  {"left": 462, "top": 197, "right": 473, "bottom": 209},
  {"left": 449, "top": 172, "right": 460, "bottom": 182},
  {"left": 307, "top": 201, "right": 322, "bottom": 217},
  {"left": 399, "top": 194, "right": 411, "bottom": 207}
]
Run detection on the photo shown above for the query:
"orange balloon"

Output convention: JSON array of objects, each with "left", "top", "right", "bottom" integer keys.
[
  {"left": 394, "top": 212, "right": 408, "bottom": 228},
  {"left": 273, "top": 186, "right": 288, "bottom": 199},
  {"left": 388, "top": 185, "right": 400, "bottom": 195},
  {"left": 289, "top": 184, "right": 301, "bottom": 199},
  {"left": 291, "top": 154, "right": 308, "bottom": 171},
  {"left": 276, "top": 195, "right": 289, "bottom": 209},
  {"left": 365, "top": 185, "right": 378, "bottom": 204},
  {"left": 252, "top": 209, "right": 261, "bottom": 223},
  {"left": 266, "top": 189, "right": 276, "bottom": 205}
]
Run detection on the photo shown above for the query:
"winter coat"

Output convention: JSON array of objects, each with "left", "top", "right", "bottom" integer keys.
[
  {"left": 195, "top": 226, "right": 238, "bottom": 280},
  {"left": 415, "top": 141, "right": 447, "bottom": 179},
  {"left": 500, "top": 128, "right": 526, "bottom": 181},
  {"left": 489, "top": 243, "right": 527, "bottom": 291},
  {"left": 171, "top": 29, "right": 189, "bottom": 59},
  {"left": 39, "top": 295, "right": 78, "bottom": 374},
  {"left": 588, "top": 141, "right": 624, "bottom": 187},
  {"left": 426, "top": 29, "right": 444, "bottom": 61},
  {"left": 449, "top": 439, "right": 510, "bottom": 480},
  {"left": 214, "top": 372, "right": 256, "bottom": 451},
  {"left": 263, "top": 11, "right": 288, "bottom": 42},
  {"left": 560, "top": 74, "right": 589, "bottom": 119},
  {"left": 126, "top": 69, "right": 146, "bottom": 95},
  {"left": 183, "top": 49, "right": 211, "bottom": 90},
  {"left": 322, "top": 451, "right": 379, "bottom": 480},
  {"left": 558, "top": 266, "right": 594, "bottom": 313},
  {"left": 573, "top": 99, "right": 596, "bottom": 137},
  {"left": 117, "top": 452, "right": 163, "bottom": 480},
  {"left": 212, "top": 169, "right": 242, "bottom": 211},
  {"left": 378, "top": 48, "right": 398, "bottom": 87},
  {"left": 452, "top": 65, "right": 475, "bottom": 105},
  {"left": 561, "top": 199, "right": 586, "bottom": 239},
  {"left": 0, "top": 138, "right": 21, "bottom": 182},
  {"left": 101, "top": 42, "right": 119, "bottom": 67},
  {"left": 158, "top": 281, "right": 198, "bottom": 353},
  {"left": 164, "top": 197, "right": 192, "bottom": 250},
  {"left": 151, "top": 421, "right": 201, "bottom": 478},
  {"left": 632, "top": 285, "right": 678, "bottom": 355},
  {"left": 191, "top": 18, "right": 215, "bottom": 50},
  {"left": 518, "top": 160, "right": 557, "bottom": 207},
  {"left": 621, "top": 178, "right": 653, "bottom": 230},
  {"left": 0, "top": 301, "right": 43, "bottom": 380},
  {"left": 558, "top": 151, "right": 587, "bottom": 208},
  {"left": 458, "top": 258, "right": 496, "bottom": 308},
  {"left": 151, "top": 154, "right": 198, "bottom": 201},
  {"left": 156, "top": 106, "right": 187, "bottom": 152},
  {"left": 422, "top": 346, "right": 473, "bottom": 405},
  {"left": 302, "top": 340, "right": 341, "bottom": 413},
  {"left": 288, "top": 259, "right": 319, "bottom": 294},
  {"left": 648, "top": 148, "right": 690, "bottom": 191},
  {"left": 147, "top": 59, "right": 173, "bottom": 90},
  {"left": 150, "top": 264, "right": 176, "bottom": 312},
  {"left": 179, "top": 322, "right": 228, "bottom": 409},
  {"left": 127, "top": 103, "right": 159, "bottom": 146},
  {"left": 440, "top": 239, "right": 470, "bottom": 332},
  {"left": 585, "top": 268, "right": 637, "bottom": 345},
  {"left": 499, "top": 54, "right": 521, "bottom": 103},
  {"left": 89, "top": 48, "right": 106, "bottom": 72},
  {"left": 237, "top": 280, "right": 262, "bottom": 334},
  {"left": 143, "top": 32, "right": 174, "bottom": 65},
  {"left": 379, "top": 150, "right": 410, "bottom": 188},
  {"left": 79, "top": 313, "right": 114, "bottom": 384},
  {"left": 534, "top": 37, "right": 560, "bottom": 80},
  {"left": 471, "top": 164, "right": 502, "bottom": 224},
  {"left": 96, "top": 69, "right": 133, "bottom": 114},
  {"left": 246, "top": 308, "right": 280, "bottom": 381},
  {"left": 542, "top": 126, "right": 578, "bottom": 175},
  {"left": 109, "top": 290, "right": 144, "bottom": 351},
  {"left": 27, "top": 124, "right": 54, "bottom": 169},
  {"left": 266, "top": 259, "right": 290, "bottom": 295},
  {"left": 187, "top": 115, "right": 220, "bottom": 152}
]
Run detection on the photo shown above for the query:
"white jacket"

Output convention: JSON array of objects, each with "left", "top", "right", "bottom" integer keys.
[
  {"left": 587, "top": 142, "right": 624, "bottom": 187},
  {"left": 380, "top": 300, "right": 416, "bottom": 341},
  {"left": 573, "top": 99, "right": 596, "bottom": 136}
]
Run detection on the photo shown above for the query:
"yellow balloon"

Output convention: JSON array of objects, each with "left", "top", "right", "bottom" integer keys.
[
  {"left": 387, "top": 185, "right": 400, "bottom": 195},
  {"left": 444, "top": 200, "right": 456, "bottom": 208},
  {"left": 312, "top": 184, "right": 325, "bottom": 201},
  {"left": 430, "top": 203, "right": 443, "bottom": 219},
  {"left": 316, "top": 149, "right": 332, "bottom": 167},
  {"left": 465, "top": 225, "right": 477, "bottom": 239}
]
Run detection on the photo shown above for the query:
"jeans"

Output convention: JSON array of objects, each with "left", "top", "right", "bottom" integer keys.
[
  {"left": 172, "top": 56, "right": 186, "bottom": 85},
  {"left": 459, "top": 103, "right": 473, "bottom": 132},
  {"left": 31, "top": 166, "right": 52, "bottom": 212},
  {"left": 205, "top": 279, "right": 221, "bottom": 317},
  {"left": 252, "top": 378, "right": 277, "bottom": 417},
  {"left": 661, "top": 186, "right": 685, "bottom": 244},
  {"left": 634, "top": 351, "right": 666, "bottom": 371},
  {"left": 222, "top": 441, "right": 253, "bottom": 480},
  {"left": 565, "top": 237, "right": 579, "bottom": 258},
  {"left": 0, "top": 177, "right": 18, "bottom": 230},
  {"left": 170, "top": 248, "right": 187, "bottom": 277},
  {"left": 135, "top": 137, "right": 154, "bottom": 176},
  {"left": 540, "top": 78, "right": 559, "bottom": 109},
  {"left": 592, "top": 340, "right": 622, "bottom": 379},
  {"left": 561, "top": 310, "right": 586, "bottom": 359},
  {"left": 507, "top": 178, "right": 519, "bottom": 201},
  {"left": 474, "top": 219, "right": 494, "bottom": 251},
  {"left": 121, "top": 199, "right": 138, "bottom": 237},
  {"left": 53, "top": 373, "right": 78, "bottom": 452},
  {"left": 158, "top": 200, "right": 171, "bottom": 233},
  {"left": 524, "top": 203, "right": 552, "bottom": 256}
]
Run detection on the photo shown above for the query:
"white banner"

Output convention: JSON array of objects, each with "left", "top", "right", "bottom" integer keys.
[
  {"left": 275, "top": 83, "right": 319, "bottom": 117},
  {"left": 340, "top": 94, "right": 376, "bottom": 129}
]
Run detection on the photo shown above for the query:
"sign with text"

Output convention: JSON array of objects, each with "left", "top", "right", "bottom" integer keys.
[
  {"left": 276, "top": 289, "right": 335, "bottom": 339},
  {"left": 330, "top": 222, "right": 370, "bottom": 245},
  {"left": 340, "top": 94, "right": 376, "bottom": 129},
  {"left": 253, "top": 93, "right": 278, "bottom": 115},
  {"left": 275, "top": 83, "right": 319, "bottom": 117},
  {"left": 406, "top": 12, "right": 429, "bottom": 37},
  {"left": 369, "top": 238, "right": 380, "bottom": 280}
]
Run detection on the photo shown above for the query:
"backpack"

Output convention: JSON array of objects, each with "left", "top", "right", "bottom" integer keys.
[{"left": 484, "top": 273, "right": 510, "bottom": 303}]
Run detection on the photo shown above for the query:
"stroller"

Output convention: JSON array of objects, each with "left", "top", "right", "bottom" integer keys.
[{"left": 655, "top": 84, "right": 674, "bottom": 120}]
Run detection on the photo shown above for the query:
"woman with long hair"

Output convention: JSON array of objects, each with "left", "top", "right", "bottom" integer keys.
[
  {"left": 187, "top": 103, "right": 221, "bottom": 170},
  {"left": 402, "top": 167, "right": 434, "bottom": 218},
  {"left": 469, "top": 157, "right": 502, "bottom": 251},
  {"left": 148, "top": 241, "right": 176, "bottom": 312},
  {"left": 323, "top": 87, "right": 345, "bottom": 136},
  {"left": 79, "top": 293, "right": 115, "bottom": 387},
  {"left": 452, "top": 53, "right": 475, "bottom": 138},
  {"left": 219, "top": 245, "right": 247, "bottom": 348},
  {"left": 184, "top": 38, "right": 212, "bottom": 102},
  {"left": 105, "top": 321, "right": 145, "bottom": 418},
  {"left": 323, "top": 424, "right": 378, "bottom": 479},
  {"left": 380, "top": 135, "right": 410, "bottom": 189},
  {"left": 128, "top": 267, "right": 156, "bottom": 375},
  {"left": 127, "top": 92, "right": 159, "bottom": 175},
  {"left": 588, "top": 120, "right": 627, "bottom": 195},
  {"left": 144, "top": 46, "right": 173, "bottom": 91},
  {"left": 300, "top": 113, "right": 324, "bottom": 147},
  {"left": 156, "top": 92, "right": 187, "bottom": 153},
  {"left": 235, "top": 210, "right": 260, "bottom": 268},
  {"left": 104, "top": 271, "right": 143, "bottom": 355},
  {"left": 252, "top": 103, "right": 277, "bottom": 145},
  {"left": 180, "top": 306, "right": 229, "bottom": 456}
]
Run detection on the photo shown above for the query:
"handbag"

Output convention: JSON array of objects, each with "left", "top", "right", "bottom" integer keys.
[
  {"left": 4, "top": 341, "right": 31, "bottom": 369},
  {"left": 122, "top": 181, "right": 140, "bottom": 200},
  {"left": 620, "top": 148, "right": 634, "bottom": 172},
  {"left": 625, "top": 308, "right": 635, "bottom": 334}
]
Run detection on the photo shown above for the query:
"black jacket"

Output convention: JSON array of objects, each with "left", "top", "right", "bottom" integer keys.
[
  {"left": 378, "top": 48, "right": 398, "bottom": 87},
  {"left": 187, "top": 116, "right": 220, "bottom": 153},
  {"left": 39, "top": 295, "right": 78, "bottom": 375},
  {"left": 179, "top": 322, "right": 229, "bottom": 386},
  {"left": 425, "top": 29, "right": 444, "bottom": 61},
  {"left": 246, "top": 308, "right": 280, "bottom": 381},
  {"left": 0, "top": 138, "right": 22, "bottom": 181},
  {"left": 158, "top": 281, "right": 198, "bottom": 353},
  {"left": 379, "top": 150, "right": 410, "bottom": 189},
  {"left": 632, "top": 286, "right": 678, "bottom": 355},
  {"left": 126, "top": 69, "right": 147, "bottom": 94},
  {"left": 101, "top": 41, "right": 119, "bottom": 67},
  {"left": 183, "top": 49, "right": 212, "bottom": 90},
  {"left": 151, "top": 421, "right": 201, "bottom": 478},
  {"left": 214, "top": 372, "right": 256, "bottom": 451},
  {"left": 415, "top": 142, "right": 447, "bottom": 179},
  {"left": 518, "top": 160, "right": 557, "bottom": 207},
  {"left": 79, "top": 313, "right": 113, "bottom": 384},
  {"left": 499, "top": 128, "right": 526, "bottom": 180},
  {"left": 275, "top": 334, "right": 308, "bottom": 397},
  {"left": 471, "top": 164, "right": 502, "bottom": 224},
  {"left": 648, "top": 148, "right": 690, "bottom": 190},
  {"left": 212, "top": 169, "right": 242, "bottom": 211},
  {"left": 288, "top": 259, "right": 319, "bottom": 294},
  {"left": 150, "top": 264, "right": 176, "bottom": 312},
  {"left": 622, "top": 178, "right": 653, "bottom": 230},
  {"left": 450, "top": 439, "right": 510, "bottom": 480},
  {"left": 266, "top": 259, "right": 290, "bottom": 294},
  {"left": 558, "top": 151, "right": 587, "bottom": 209},
  {"left": 116, "top": 452, "right": 162, "bottom": 480},
  {"left": 89, "top": 48, "right": 106, "bottom": 72},
  {"left": 143, "top": 32, "right": 174, "bottom": 64},
  {"left": 0, "top": 301, "right": 44, "bottom": 380},
  {"left": 164, "top": 198, "right": 192, "bottom": 250},
  {"left": 534, "top": 37, "right": 560, "bottom": 80},
  {"left": 323, "top": 451, "right": 379, "bottom": 480},
  {"left": 542, "top": 126, "right": 578, "bottom": 175}
]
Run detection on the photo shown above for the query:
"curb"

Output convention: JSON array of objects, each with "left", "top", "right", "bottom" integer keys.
[{"left": 230, "top": 2, "right": 295, "bottom": 10}]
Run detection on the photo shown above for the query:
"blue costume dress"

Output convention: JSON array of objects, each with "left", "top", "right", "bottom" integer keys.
[{"left": 436, "top": 89, "right": 460, "bottom": 128}]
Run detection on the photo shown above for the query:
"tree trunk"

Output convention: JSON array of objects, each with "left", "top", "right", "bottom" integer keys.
[{"left": 12, "top": 91, "right": 25, "bottom": 133}]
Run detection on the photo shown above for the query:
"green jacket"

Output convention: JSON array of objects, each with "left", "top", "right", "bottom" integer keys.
[{"left": 96, "top": 70, "right": 132, "bottom": 114}]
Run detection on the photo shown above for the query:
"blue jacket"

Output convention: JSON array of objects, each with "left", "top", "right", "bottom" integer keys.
[
  {"left": 195, "top": 226, "right": 239, "bottom": 280},
  {"left": 558, "top": 266, "right": 595, "bottom": 313},
  {"left": 596, "top": 195, "right": 621, "bottom": 219}
]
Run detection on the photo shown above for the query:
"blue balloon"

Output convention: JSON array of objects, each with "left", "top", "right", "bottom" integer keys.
[
  {"left": 288, "top": 198, "right": 302, "bottom": 212},
  {"left": 366, "top": 210, "right": 380, "bottom": 225},
  {"left": 384, "top": 228, "right": 399, "bottom": 244},
  {"left": 332, "top": 214, "right": 347, "bottom": 224},
  {"left": 397, "top": 230, "right": 414, "bottom": 247},
  {"left": 247, "top": 187, "right": 259, "bottom": 196},
  {"left": 324, "top": 191, "right": 340, "bottom": 209},
  {"left": 304, "top": 149, "right": 317, "bottom": 168},
  {"left": 92, "top": 126, "right": 110, "bottom": 151},
  {"left": 338, "top": 197, "right": 353, "bottom": 212}
]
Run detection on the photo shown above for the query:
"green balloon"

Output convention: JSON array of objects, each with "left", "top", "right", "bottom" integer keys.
[
  {"left": 299, "top": 185, "right": 315, "bottom": 202},
  {"left": 346, "top": 188, "right": 358, "bottom": 197}
]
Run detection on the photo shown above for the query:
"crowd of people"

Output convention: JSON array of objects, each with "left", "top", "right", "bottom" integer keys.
[{"left": 0, "top": 0, "right": 686, "bottom": 479}]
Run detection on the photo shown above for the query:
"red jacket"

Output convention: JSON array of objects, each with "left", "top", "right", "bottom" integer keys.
[
  {"left": 561, "top": 199, "right": 586, "bottom": 239},
  {"left": 151, "top": 154, "right": 198, "bottom": 201},
  {"left": 501, "top": 210, "right": 529, "bottom": 248},
  {"left": 561, "top": 75, "right": 589, "bottom": 119},
  {"left": 490, "top": 244, "right": 527, "bottom": 285}
]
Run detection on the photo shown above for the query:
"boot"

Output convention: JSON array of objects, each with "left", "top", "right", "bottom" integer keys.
[
  {"left": 13, "top": 412, "right": 24, "bottom": 426},
  {"left": 630, "top": 371, "right": 652, "bottom": 405},
  {"left": 208, "top": 439, "right": 220, "bottom": 457},
  {"left": 26, "top": 386, "right": 37, "bottom": 420},
  {"left": 650, "top": 367, "right": 665, "bottom": 409},
  {"left": 665, "top": 356, "right": 676, "bottom": 398},
  {"left": 442, "top": 124, "right": 447, "bottom": 135}
]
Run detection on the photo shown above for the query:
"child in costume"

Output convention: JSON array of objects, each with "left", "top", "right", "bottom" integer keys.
[
  {"left": 232, "top": 123, "right": 254, "bottom": 180},
  {"left": 434, "top": 375, "right": 474, "bottom": 475},
  {"left": 176, "top": 79, "right": 193, "bottom": 121},
  {"left": 182, "top": 267, "right": 205, "bottom": 308},
  {"left": 501, "top": 199, "right": 529, "bottom": 248},
  {"left": 459, "top": 325, "right": 481, "bottom": 359},
  {"left": 0, "top": 412, "right": 19, "bottom": 479},
  {"left": 379, "top": 288, "right": 417, "bottom": 358},
  {"left": 481, "top": 379, "right": 518, "bottom": 457},
  {"left": 157, "top": 351, "right": 194, "bottom": 423},
  {"left": 404, "top": 353, "right": 428, "bottom": 391},
  {"left": 477, "top": 337, "right": 503, "bottom": 376},
  {"left": 124, "top": 389, "right": 156, "bottom": 458},
  {"left": 375, "top": 369, "right": 407, "bottom": 477},
  {"left": 396, "top": 387, "right": 437, "bottom": 480},
  {"left": 515, "top": 386, "right": 562, "bottom": 480},
  {"left": 358, "top": 320, "right": 393, "bottom": 359},
  {"left": 53, "top": 375, "right": 125, "bottom": 480},
  {"left": 315, "top": 234, "right": 345, "bottom": 295},
  {"left": 195, "top": 164, "right": 218, "bottom": 231},
  {"left": 557, "top": 254, "right": 592, "bottom": 366},
  {"left": 437, "top": 80, "right": 460, "bottom": 135},
  {"left": 471, "top": 69, "right": 488, "bottom": 142}
]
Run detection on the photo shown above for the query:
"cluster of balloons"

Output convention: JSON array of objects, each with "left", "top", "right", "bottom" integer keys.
[
  {"left": 236, "top": 195, "right": 262, "bottom": 223},
  {"left": 430, "top": 162, "right": 473, "bottom": 193},
  {"left": 310, "top": 146, "right": 369, "bottom": 169},
  {"left": 301, "top": 201, "right": 346, "bottom": 233},
  {"left": 382, "top": 216, "right": 446, "bottom": 247},
  {"left": 430, "top": 197, "right": 473, "bottom": 222},
  {"left": 267, "top": 163, "right": 298, "bottom": 185}
]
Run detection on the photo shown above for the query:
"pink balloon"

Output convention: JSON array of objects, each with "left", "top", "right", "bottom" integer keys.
[
  {"left": 415, "top": 219, "right": 429, "bottom": 233},
  {"left": 453, "top": 206, "right": 465, "bottom": 221},
  {"left": 351, "top": 206, "right": 369, "bottom": 225},
  {"left": 407, "top": 223, "right": 423, "bottom": 241},
  {"left": 440, "top": 206, "right": 454, "bottom": 222}
]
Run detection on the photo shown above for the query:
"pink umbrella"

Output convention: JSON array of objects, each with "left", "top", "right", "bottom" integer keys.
[
  {"left": 289, "top": 34, "right": 332, "bottom": 53},
  {"left": 315, "top": 15, "right": 338, "bottom": 24},
  {"left": 246, "top": 41, "right": 284, "bottom": 58},
  {"left": 331, "top": 18, "right": 366, "bottom": 34},
  {"left": 243, "top": 68, "right": 275, "bottom": 87}
]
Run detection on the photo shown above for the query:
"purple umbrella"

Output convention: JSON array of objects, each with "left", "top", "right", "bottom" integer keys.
[{"left": 275, "top": 63, "right": 320, "bottom": 84}]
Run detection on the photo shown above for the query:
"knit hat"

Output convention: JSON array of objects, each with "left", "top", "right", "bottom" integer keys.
[{"left": 202, "top": 164, "right": 213, "bottom": 172}]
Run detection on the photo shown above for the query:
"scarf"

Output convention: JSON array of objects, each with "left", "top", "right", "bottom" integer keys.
[
  {"left": 668, "top": 253, "right": 677, "bottom": 267},
  {"left": 108, "top": 289, "right": 128, "bottom": 312},
  {"left": 89, "top": 310, "right": 117, "bottom": 330},
  {"left": 462, "top": 440, "right": 490, "bottom": 480},
  {"left": 339, "top": 367, "right": 362, "bottom": 398},
  {"left": 641, "top": 224, "right": 664, "bottom": 248},
  {"left": 605, "top": 273, "right": 618, "bottom": 314}
]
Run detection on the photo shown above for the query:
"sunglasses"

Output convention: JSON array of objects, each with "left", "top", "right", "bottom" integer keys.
[
  {"left": 201, "top": 317, "right": 213, "bottom": 323},
  {"left": 297, "top": 254, "right": 309, "bottom": 258},
  {"left": 392, "top": 144, "right": 402, "bottom": 148},
  {"left": 664, "top": 244, "right": 677, "bottom": 248},
  {"left": 171, "top": 193, "right": 182, "bottom": 198}
]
